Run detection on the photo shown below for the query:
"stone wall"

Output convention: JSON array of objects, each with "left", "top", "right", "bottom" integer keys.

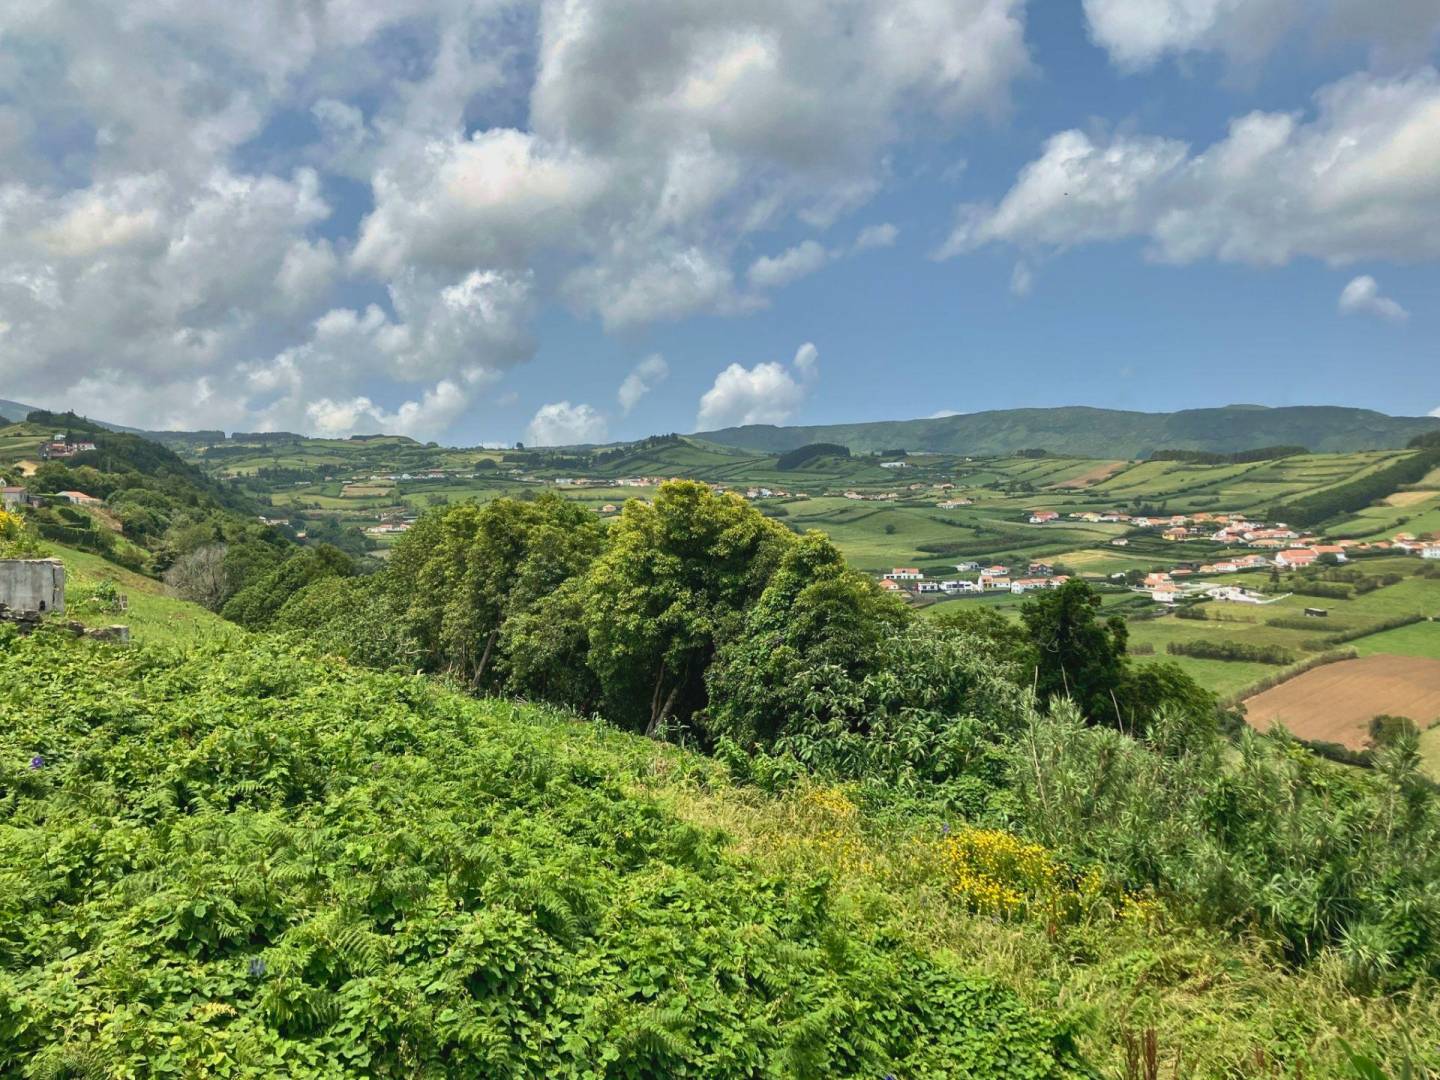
[{"left": 0, "top": 558, "right": 65, "bottom": 614}]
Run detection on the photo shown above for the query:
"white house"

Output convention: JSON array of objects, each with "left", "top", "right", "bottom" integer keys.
[
  {"left": 915, "top": 580, "right": 943, "bottom": 594},
  {"left": 954, "top": 561, "right": 981, "bottom": 572},
  {"left": 941, "top": 579, "right": 982, "bottom": 594},
  {"left": 883, "top": 567, "right": 924, "bottom": 581},
  {"left": 1422, "top": 544, "right": 1440, "bottom": 560},
  {"left": 1027, "top": 510, "right": 1059, "bottom": 524}
]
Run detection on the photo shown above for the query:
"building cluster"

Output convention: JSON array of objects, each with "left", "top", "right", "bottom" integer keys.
[
  {"left": 3, "top": 485, "right": 100, "bottom": 509},
  {"left": 39, "top": 434, "right": 98, "bottom": 460},
  {"left": 878, "top": 562, "right": 1069, "bottom": 597}
]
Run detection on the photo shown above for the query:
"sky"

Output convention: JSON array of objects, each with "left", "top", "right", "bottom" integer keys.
[{"left": 0, "top": 1, "right": 1437, "bottom": 447}]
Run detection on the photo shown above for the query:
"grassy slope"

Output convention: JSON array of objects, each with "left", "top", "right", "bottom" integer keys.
[
  {"left": 35, "top": 542, "right": 239, "bottom": 646},
  {"left": 2, "top": 631, "right": 1437, "bottom": 1076}
]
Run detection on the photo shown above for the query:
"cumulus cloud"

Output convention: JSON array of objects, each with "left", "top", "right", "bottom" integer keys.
[
  {"left": 617, "top": 354, "right": 669, "bottom": 413},
  {"left": 747, "top": 241, "right": 832, "bottom": 289},
  {"left": 942, "top": 70, "right": 1440, "bottom": 268},
  {"left": 1338, "top": 276, "right": 1408, "bottom": 322},
  {"left": 0, "top": 0, "right": 1030, "bottom": 437},
  {"left": 695, "top": 342, "right": 819, "bottom": 430},
  {"left": 526, "top": 401, "right": 609, "bottom": 446},
  {"left": 1084, "top": 0, "right": 1440, "bottom": 69}
]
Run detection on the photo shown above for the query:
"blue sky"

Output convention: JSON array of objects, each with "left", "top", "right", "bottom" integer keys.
[{"left": 0, "top": 1, "right": 1436, "bottom": 445}]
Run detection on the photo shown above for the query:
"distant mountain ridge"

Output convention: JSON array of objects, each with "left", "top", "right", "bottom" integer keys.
[
  {"left": 0, "top": 397, "right": 148, "bottom": 435},
  {"left": 0, "top": 398, "right": 42, "bottom": 424},
  {"left": 695, "top": 405, "right": 1440, "bottom": 458}
]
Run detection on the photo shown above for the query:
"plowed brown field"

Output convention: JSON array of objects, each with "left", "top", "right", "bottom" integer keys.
[{"left": 1245, "top": 654, "right": 1440, "bottom": 748}]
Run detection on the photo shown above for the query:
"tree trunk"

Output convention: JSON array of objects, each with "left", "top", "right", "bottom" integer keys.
[
  {"left": 647, "top": 682, "right": 681, "bottom": 739},
  {"left": 474, "top": 629, "right": 498, "bottom": 687}
]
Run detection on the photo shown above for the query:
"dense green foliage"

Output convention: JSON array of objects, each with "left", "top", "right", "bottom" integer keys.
[
  {"left": 281, "top": 485, "right": 1216, "bottom": 747},
  {"left": 1149, "top": 445, "right": 1308, "bottom": 464},
  {"left": 0, "top": 634, "right": 1088, "bottom": 1078},
  {"left": 773, "top": 443, "right": 850, "bottom": 470}
]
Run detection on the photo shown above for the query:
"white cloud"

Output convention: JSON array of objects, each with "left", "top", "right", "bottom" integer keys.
[
  {"left": 1010, "top": 260, "right": 1034, "bottom": 296},
  {"left": 927, "top": 409, "right": 961, "bottom": 418},
  {"left": 1084, "top": 0, "right": 1440, "bottom": 69},
  {"left": 944, "top": 70, "right": 1440, "bottom": 268},
  {"left": 1338, "top": 275, "right": 1408, "bottom": 322},
  {"left": 617, "top": 354, "right": 669, "bottom": 413},
  {"left": 696, "top": 342, "right": 818, "bottom": 430},
  {"left": 792, "top": 341, "right": 819, "bottom": 379},
  {"left": 747, "top": 240, "right": 832, "bottom": 289},
  {"left": 306, "top": 379, "right": 475, "bottom": 439},
  {"left": 853, "top": 222, "right": 899, "bottom": 251},
  {"left": 0, "top": 0, "right": 1033, "bottom": 437},
  {"left": 526, "top": 401, "right": 609, "bottom": 446}
]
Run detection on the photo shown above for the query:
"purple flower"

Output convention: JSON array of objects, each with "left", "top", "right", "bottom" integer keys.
[
  {"left": 28, "top": 755, "right": 45, "bottom": 770},
  {"left": 940, "top": 822, "right": 949, "bottom": 835},
  {"left": 248, "top": 957, "right": 267, "bottom": 978}
]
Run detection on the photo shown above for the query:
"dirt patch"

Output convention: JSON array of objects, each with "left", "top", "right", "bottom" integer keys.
[
  {"left": 1244, "top": 654, "right": 1440, "bottom": 749},
  {"left": 1384, "top": 490, "right": 1437, "bottom": 507},
  {"left": 1045, "top": 461, "right": 1129, "bottom": 489}
]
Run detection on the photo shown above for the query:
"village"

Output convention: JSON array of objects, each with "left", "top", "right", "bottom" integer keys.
[{"left": 870, "top": 502, "right": 1440, "bottom": 604}]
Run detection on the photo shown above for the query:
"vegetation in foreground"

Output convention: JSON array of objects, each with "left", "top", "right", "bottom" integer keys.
[
  {"left": 4, "top": 632, "right": 1440, "bottom": 1077},
  {"left": 6, "top": 480, "right": 1440, "bottom": 1076},
  {"left": 0, "top": 633, "right": 1088, "bottom": 1078}
]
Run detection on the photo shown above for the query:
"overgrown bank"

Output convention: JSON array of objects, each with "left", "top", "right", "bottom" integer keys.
[
  {"left": 3, "top": 633, "right": 1439, "bottom": 1077},
  {"left": 0, "top": 633, "right": 1087, "bottom": 1077}
]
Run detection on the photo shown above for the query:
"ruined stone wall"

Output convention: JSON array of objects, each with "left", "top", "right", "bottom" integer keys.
[{"left": 0, "top": 558, "right": 65, "bottom": 614}]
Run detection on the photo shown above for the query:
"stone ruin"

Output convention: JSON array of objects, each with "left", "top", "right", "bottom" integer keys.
[
  {"left": 0, "top": 557, "right": 65, "bottom": 614},
  {"left": 0, "top": 557, "right": 129, "bottom": 643}
]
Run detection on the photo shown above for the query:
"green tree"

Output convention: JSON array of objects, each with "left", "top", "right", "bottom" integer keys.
[
  {"left": 580, "top": 481, "right": 793, "bottom": 735},
  {"left": 1021, "top": 579, "right": 1128, "bottom": 722},
  {"left": 704, "top": 531, "right": 908, "bottom": 746},
  {"left": 385, "top": 494, "right": 604, "bottom": 686},
  {"left": 221, "top": 544, "right": 355, "bottom": 629}
]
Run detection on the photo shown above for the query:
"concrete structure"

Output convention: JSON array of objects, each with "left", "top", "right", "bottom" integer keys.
[
  {"left": 0, "top": 558, "right": 65, "bottom": 614},
  {"left": 1, "top": 486, "right": 31, "bottom": 510}
]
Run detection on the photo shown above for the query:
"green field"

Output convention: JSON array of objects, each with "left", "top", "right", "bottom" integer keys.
[{"left": 1352, "top": 619, "right": 1440, "bottom": 658}]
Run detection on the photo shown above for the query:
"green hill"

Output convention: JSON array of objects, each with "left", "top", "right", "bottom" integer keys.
[{"left": 697, "top": 405, "right": 1440, "bottom": 458}]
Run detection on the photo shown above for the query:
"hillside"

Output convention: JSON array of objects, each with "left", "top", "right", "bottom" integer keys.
[
  {"left": 697, "top": 405, "right": 1440, "bottom": 458},
  {"left": 0, "top": 631, "right": 1086, "bottom": 1077},
  {"left": 5, "top": 628, "right": 1438, "bottom": 1076}
]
